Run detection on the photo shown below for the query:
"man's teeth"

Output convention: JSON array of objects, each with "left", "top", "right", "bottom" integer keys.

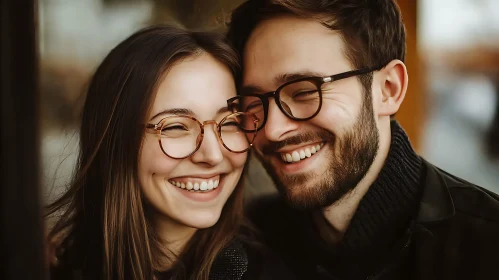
[
  {"left": 169, "top": 179, "right": 220, "bottom": 192},
  {"left": 280, "top": 143, "right": 324, "bottom": 163}
]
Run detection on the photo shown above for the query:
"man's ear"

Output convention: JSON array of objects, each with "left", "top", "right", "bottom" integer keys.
[{"left": 376, "top": 59, "right": 408, "bottom": 116}]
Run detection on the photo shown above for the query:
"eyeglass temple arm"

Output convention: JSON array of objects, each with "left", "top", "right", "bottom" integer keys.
[
  {"left": 325, "top": 64, "right": 386, "bottom": 83},
  {"left": 145, "top": 123, "right": 159, "bottom": 133}
]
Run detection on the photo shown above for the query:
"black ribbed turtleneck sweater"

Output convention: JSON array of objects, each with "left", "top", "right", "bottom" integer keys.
[{"left": 310, "top": 120, "right": 425, "bottom": 279}]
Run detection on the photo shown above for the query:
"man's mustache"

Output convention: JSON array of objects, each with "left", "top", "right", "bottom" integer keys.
[{"left": 261, "top": 130, "right": 335, "bottom": 154}]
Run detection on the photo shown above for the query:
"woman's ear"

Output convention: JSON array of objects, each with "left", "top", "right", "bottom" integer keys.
[{"left": 376, "top": 59, "right": 408, "bottom": 116}]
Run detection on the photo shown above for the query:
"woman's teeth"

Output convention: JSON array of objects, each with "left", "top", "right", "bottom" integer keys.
[
  {"left": 168, "top": 179, "right": 220, "bottom": 192},
  {"left": 280, "top": 143, "right": 324, "bottom": 163}
]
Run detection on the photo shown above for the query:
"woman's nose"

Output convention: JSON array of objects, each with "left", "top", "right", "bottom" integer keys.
[{"left": 190, "top": 124, "right": 224, "bottom": 166}]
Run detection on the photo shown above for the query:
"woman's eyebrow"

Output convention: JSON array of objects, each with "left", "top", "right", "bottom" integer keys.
[
  {"left": 150, "top": 108, "right": 194, "bottom": 120},
  {"left": 150, "top": 106, "right": 230, "bottom": 121}
]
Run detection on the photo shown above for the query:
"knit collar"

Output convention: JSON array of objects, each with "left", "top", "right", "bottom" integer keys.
[
  {"left": 337, "top": 120, "right": 424, "bottom": 255},
  {"left": 310, "top": 120, "right": 425, "bottom": 278}
]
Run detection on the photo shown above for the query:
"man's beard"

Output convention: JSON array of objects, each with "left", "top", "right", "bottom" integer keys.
[{"left": 257, "top": 94, "right": 379, "bottom": 210}]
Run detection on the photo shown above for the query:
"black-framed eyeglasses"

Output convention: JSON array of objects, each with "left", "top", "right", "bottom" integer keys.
[
  {"left": 145, "top": 112, "right": 259, "bottom": 159},
  {"left": 227, "top": 66, "right": 382, "bottom": 131}
]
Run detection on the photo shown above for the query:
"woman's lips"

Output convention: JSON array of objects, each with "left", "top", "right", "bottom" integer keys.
[
  {"left": 166, "top": 175, "right": 225, "bottom": 202},
  {"left": 168, "top": 175, "right": 220, "bottom": 192}
]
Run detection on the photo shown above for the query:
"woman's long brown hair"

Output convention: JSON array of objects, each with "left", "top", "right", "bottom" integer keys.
[{"left": 45, "top": 25, "right": 246, "bottom": 280}]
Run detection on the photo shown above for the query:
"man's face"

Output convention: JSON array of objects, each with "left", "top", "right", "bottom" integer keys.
[{"left": 242, "top": 16, "right": 380, "bottom": 209}]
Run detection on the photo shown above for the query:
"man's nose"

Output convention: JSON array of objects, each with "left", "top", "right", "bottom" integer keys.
[
  {"left": 263, "top": 100, "right": 299, "bottom": 142},
  {"left": 190, "top": 125, "right": 224, "bottom": 166}
]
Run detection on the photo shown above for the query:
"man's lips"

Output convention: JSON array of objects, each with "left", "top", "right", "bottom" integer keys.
[
  {"left": 265, "top": 142, "right": 327, "bottom": 174},
  {"left": 278, "top": 142, "right": 325, "bottom": 163}
]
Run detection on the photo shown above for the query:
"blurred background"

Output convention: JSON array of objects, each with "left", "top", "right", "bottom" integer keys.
[
  {"left": 38, "top": 0, "right": 499, "bottom": 203},
  {"left": 1, "top": 0, "right": 498, "bottom": 279}
]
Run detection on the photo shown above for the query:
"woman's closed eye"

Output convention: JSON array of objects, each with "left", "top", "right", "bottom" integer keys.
[
  {"left": 222, "top": 120, "right": 239, "bottom": 126},
  {"left": 221, "top": 119, "right": 242, "bottom": 132},
  {"left": 160, "top": 123, "right": 194, "bottom": 138},
  {"left": 161, "top": 123, "right": 190, "bottom": 134}
]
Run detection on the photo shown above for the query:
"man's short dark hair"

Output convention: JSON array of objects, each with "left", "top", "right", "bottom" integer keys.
[{"left": 227, "top": 0, "right": 406, "bottom": 72}]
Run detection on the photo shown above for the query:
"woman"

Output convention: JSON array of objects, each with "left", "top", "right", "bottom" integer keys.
[{"left": 46, "top": 25, "right": 286, "bottom": 280}]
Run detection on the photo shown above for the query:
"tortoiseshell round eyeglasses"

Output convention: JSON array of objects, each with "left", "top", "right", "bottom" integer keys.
[{"left": 146, "top": 112, "right": 259, "bottom": 159}]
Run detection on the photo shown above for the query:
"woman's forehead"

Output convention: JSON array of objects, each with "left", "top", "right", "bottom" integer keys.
[{"left": 151, "top": 54, "right": 236, "bottom": 120}]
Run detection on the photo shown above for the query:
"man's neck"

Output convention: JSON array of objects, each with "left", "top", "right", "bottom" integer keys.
[{"left": 319, "top": 122, "right": 392, "bottom": 242}]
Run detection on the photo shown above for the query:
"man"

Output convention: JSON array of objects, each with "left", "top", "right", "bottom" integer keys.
[{"left": 226, "top": 0, "right": 499, "bottom": 279}]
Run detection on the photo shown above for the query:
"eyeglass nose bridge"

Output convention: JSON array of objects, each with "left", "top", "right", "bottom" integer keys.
[
  {"left": 197, "top": 119, "right": 224, "bottom": 147},
  {"left": 261, "top": 91, "right": 295, "bottom": 118},
  {"left": 201, "top": 120, "right": 219, "bottom": 126},
  {"left": 262, "top": 91, "right": 277, "bottom": 100},
  {"left": 199, "top": 120, "right": 221, "bottom": 133}
]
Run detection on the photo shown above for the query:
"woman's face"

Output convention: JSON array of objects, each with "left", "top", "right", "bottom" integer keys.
[{"left": 138, "top": 53, "right": 247, "bottom": 234}]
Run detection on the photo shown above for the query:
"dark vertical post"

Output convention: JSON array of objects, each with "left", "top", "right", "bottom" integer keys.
[
  {"left": 486, "top": 79, "right": 499, "bottom": 159},
  {"left": 0, "top": 0, "right": 46, "bottom": 279},
  {"left": 396, "top": 0, "right": 424, "bottom": 151}
]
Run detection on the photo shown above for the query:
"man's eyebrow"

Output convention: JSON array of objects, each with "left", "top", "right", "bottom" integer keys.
[
  {"left": 240, "top": 71, "right": 327, "bottom": 95},
  {"left": 150, "top": 107, "right": 230, "bottom": 121},
  {"left": 216, "top": 106, "right": 231, "bottom": 115},
  {"left": 239, "top": 85, "right": 267, "bottom": 95},
  {"left": 274, "top": 71, "right": 326, "bottom": 85}
]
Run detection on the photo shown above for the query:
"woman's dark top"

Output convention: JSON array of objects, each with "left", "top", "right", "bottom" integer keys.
[
  {"left": 155, "top": 239, "right": 296, "bottom": 280},
  {"left": 51, "top": 238, "right": 296, "bottom": 280}
]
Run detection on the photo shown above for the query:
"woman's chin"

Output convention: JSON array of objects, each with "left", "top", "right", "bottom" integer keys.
[{"left": 180, "top": 211, "right": 222, "bottom": 229}]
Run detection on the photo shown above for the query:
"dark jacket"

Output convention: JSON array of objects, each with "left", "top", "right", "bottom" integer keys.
[{"left": 247, "top": 160, "right": 499, "bottom": 280}]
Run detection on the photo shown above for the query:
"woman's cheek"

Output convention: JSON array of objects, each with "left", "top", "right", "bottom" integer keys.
[
  {"left": 228, "top": 152, "right": 248, "bottom": 170},
  {"left": 138, "top": 136, "right": 178, "bottom": 179}
]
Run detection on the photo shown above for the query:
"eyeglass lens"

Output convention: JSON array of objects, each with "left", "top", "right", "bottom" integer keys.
[
  {"left": 158, "top": 113, "right": 257, "bottom": 158},
  {"left": 238, "top": 80, "right": 321, "bottom": 130}
]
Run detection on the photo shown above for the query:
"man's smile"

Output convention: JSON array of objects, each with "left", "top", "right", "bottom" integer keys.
[{"left": 279, "top": 142, "right": 325, "bottom": 163}]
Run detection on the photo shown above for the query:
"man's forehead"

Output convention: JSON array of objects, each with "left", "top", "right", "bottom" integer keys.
[
  {"left": 249, "top": 15, "right": 329, "bottom": 40},
  {"left": 244, "top": 17, "right": 333, "bottom": 59},
  {"left": 242, "top": 16, "right": 347, "bottom": 88}
]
